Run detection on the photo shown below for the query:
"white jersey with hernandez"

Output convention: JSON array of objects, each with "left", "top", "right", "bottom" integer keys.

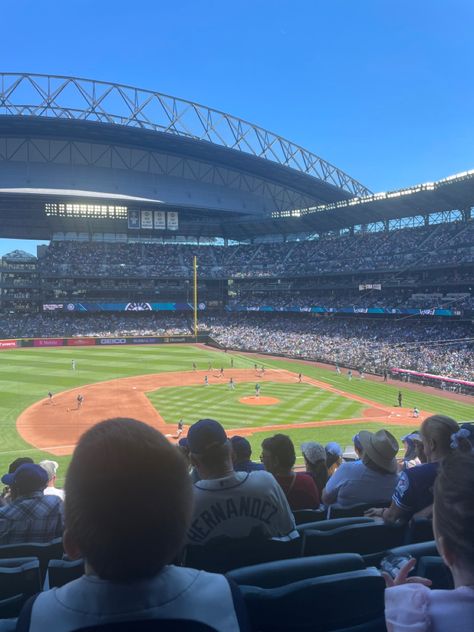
[{"left": 188, "top": 470, "right": 298, "bottom": 545}]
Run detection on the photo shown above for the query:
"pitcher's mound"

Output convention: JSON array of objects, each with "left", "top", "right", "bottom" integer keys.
[{"left": 239, "top": 396, "right": 280, "bottom": 406}]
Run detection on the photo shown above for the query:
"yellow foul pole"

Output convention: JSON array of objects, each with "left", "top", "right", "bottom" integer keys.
[{"left": 193, "top": 256, "right": 198, "bottom": 339}]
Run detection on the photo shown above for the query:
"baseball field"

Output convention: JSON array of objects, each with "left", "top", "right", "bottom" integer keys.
[{"left": 1, "top": 343, "right": 473, "bottom": 486}]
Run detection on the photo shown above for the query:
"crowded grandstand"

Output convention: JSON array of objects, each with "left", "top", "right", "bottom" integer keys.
[{"left": 0, "top": 71, "right": 473, "bottom": 631}]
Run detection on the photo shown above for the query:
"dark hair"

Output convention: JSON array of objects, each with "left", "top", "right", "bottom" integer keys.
[
  {"left": 193, "top": 442, "right": 231, "bottom": 470},
  {"left": 8, "top": 457, "right": 34, "bottom": 474},
  {"left": 65, "top": 418, "right": 192, "bottom": 581},
  {"left": 326, "top": 452, "right": 341, "bottom": 470},
  {"left": 421, "top": 415, "right": 459, "bottom": 456},
  {"left": 231, "top": 436, "right": 252, "bottom": 461},
  {"left": 305, "top": 460, "right": 328, "bottom": 495},
  {"left": 262, "top": 434, "right": 296, "bottom": 468},
  {"left": 434, "top": 452, "right": 474, "bottom": 567}
]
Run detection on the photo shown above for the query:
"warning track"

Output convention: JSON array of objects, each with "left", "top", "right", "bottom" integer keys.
[{"left": 16, "top": 369, "right": 424, "bottom": 455}]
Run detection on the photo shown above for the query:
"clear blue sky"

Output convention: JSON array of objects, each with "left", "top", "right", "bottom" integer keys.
[{"left": 1, "top": 0, "right": 474, "bottom": 255}]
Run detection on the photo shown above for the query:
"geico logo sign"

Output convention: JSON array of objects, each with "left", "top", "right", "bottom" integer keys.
[{"left": 100, "top": 338, "right": 127, "bottom": 345}]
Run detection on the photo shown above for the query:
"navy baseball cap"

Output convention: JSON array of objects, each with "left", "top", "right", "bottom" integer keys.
[
  {"left": 230, "top": 435, "right": 252, "bottom": 459},
  {"left": 187, "top": 419, "right": 228, "bottom": 454},
  {"left": 1, "top": 463, "right": 49, "bottom": 490}
]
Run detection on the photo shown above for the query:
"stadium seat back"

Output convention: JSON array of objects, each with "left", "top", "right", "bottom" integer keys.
[
  {"left": 328, "top": 502, "right": 390, "bottom": 520},
  {"left": 0, "top": 557, "right": 41, "bottom": 617},
  {"left": 47, "top": 558, "right": 85, "bottom": 588},
  {"left": 72, "top": 621, "right": 219, "bottom": 631},
  {"left": 405, "top": 517, "right": 434, "bottom": 544},
  {"left": 185, "top": 534, "right": 302, "bottom": 573},
  {"left": 298, "top": 516, "right": 374, "bottom": 535},
  {"left": 385, "top": 540, "right": 438, "bottom": 561},
  {"left": 293, "top": 508, "right": 327, "bottom": 525},
  {"left": 227, "top": 553, "right": 365, "bottom": 588},
  {"left": 0, "top": 538, "right": 63, "bottom": 581},
  {"left": 303, "top": 522, "right": 405, "bottom": 557},
  {"left": 240, "top": 568, "right": 385, "bottom": 632},
  {"left": 417, "top": 556, "right": 454, "bottom": 590}
]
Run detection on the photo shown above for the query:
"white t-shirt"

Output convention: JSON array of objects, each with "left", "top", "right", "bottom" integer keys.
[
  {"left": 22, "top": 566, "right": 244, "bottom": 632},
  {"left": 189, "top": 470, "right": 298, "bottom": 545},
  {"left": 323, "top": 460, "right": 399, "bottom": 507},
  {"left": 43, "top": 487, "right": 65, "bottom": 501}
]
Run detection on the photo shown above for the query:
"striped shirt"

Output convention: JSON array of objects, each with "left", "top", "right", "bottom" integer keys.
[{"left": 0, "top": 491, "right": 63, "bottom": 544}]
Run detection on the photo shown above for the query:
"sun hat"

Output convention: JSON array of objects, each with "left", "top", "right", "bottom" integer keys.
[
  {"left": 1, "top": 463, "right": 49, "bottom": 491},
  {"left": 358, "top": 430, "right": 399, "bottom": 474},
  {"left": 301, "top": 442, "right": 326, "bottom": 464},
  {"left": 187, "top": 419, "right": 228, "bottom": 454}
]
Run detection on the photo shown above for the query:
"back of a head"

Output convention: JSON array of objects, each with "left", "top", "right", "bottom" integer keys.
[
  {"left": 39, "top": 460, "right": 59, "bottom": 482},
  {"left": 434, "top": 452, "right": 474, "bottom": 567},
  {"left": 421, "top": 415, "right": 459, "bottom": 458},
  {"left": 231, "top": 435, "right": 252, "bottom": 462},
  {"left": 262, "top": 434, "right": 295, "bottom": 469},
  {"left": 65, "top": 418, "right": 192, "bottom": 581}
]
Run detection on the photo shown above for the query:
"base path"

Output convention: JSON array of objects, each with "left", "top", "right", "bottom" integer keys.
[{"left": 16, "top": 368, "right": 424, "bottom": 456}]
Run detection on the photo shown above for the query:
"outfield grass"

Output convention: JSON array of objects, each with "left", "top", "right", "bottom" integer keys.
[
  {"left": 147, "top": 382, "right": 364, "bottom": 428},
  {"left": 0, "top": 344, "right": 472, "bottom": 485}
]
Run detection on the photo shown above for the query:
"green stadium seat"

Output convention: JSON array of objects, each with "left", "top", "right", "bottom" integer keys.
[
  {"left": 0, "top": 538, "right": 63, "bottom": 582},
  {"left": 240, "top": 568, "right": 386, "bottom": 632},
  {"left": 303, "top": 522, "right": 405, "bottom": 557},
  {"left": 227, "top": 553, "right": 365, "bottom": 588},
  {"left": 47, "top": 558, "right": 84, "bottom": 588},
  {"left": 0, "top": 557, "right": 41, "bottom": 617}
]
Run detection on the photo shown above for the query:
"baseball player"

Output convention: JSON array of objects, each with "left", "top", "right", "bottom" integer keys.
[
  {"left": 347, "top": 370, "right": 352, "bottom": 381},
  {"left": 177, "top": 419, "right": 184, "bottom": 437},
  {"left": 208, "top": 361, "right": 212, "bottom": 371},
  {"left": 230, "top": 358, "right": 234, "bottom": 368},
  {"left": 298, "top": 373, "right": 302, "bottom": 383},
  {"left": 335, "top": 364, "right": 341, "bottom": 375},
  {"left": 255, "top": 383, "right": 261, "bottom": 398},
  {"left": 398, "top": 391, "right": 403, "bottom": 407},
  {"left": 192, "top": 362, "right": 197, "bottom": 372},
  {"left": 204, "top": 375, "right": 209, "bottom": 386},
  {"left": 412, "top": 407, "right": 420, "bottom": 418},
  {"left": 71, "top": 360, "right": 76, "bottom": 371},
  {"left": 77, "top": 394, "right": 84, "bottom": 409},
  {"left": 48, "top": 391, "right": 53, "bottom": 403},
  {"left": 228, "top": 377, "right": 236, "bottom": 390},
  {"left": 219, "top": 367, "right": 224, "bottom": 377}
]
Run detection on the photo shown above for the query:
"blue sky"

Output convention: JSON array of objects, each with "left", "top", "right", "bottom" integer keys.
[{"left": 1, "top": 0, "right": 474, "bottom": 255}]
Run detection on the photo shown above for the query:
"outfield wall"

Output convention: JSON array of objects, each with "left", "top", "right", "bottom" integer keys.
[{"left": 0, "top": 334, "right": 211, "bottom": 349}]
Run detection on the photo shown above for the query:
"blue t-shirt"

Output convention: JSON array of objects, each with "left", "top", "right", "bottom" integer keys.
[{"left": 392, "top": 462, "right": 439, "bottom": 516}]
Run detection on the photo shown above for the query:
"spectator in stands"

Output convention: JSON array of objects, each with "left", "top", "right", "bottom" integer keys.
[
  {"left": 367, "top": 415, "right": 459, "bottom": 524},
  {"left": 322, "top": 430, "right": 399, "bottom": 508},
  {"left": 187, "top": 419, "right": 298, "bottom": 545},
  {"left": 230, "top": 436, "right": 264, "bottom": 473},
  {"left": 384, "top": 452, "right": 474, "bottom": 631},
  {"left": 301, "top": 442, "right": 329, "bottom": 496},
  {"left": 352, "top": 433, "right": 363, "bottom": 460},
  {"left": 261, "top": 434, "right": 320, "bottom": 510},
  {"left": 39, "top": 460, "right": 65, "bottom": 500},
  {"left": 399, "top": 433, "right": 422, "bottom": 470},
  {"left": 0, "top": 463, "right": 63, "bottom": 544},
  {"left": 451, "top": 422, "right": 474, "bottom": 453},
  {"left": 325, "top": 442, "right": 343, "bottom": 476},
  {"left": 0, "top": 457, "right": 34, "bottom": 504},
  {"left": 17, "top": 418, "right": 247, "bottom": 631}
]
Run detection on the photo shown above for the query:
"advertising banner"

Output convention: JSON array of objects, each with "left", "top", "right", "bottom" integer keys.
[
  {"left": 66, "top": 338, "right": 96, "bottom": 346},
  {"left": 153, "top": 210, "right": 166, "bottom": 230},
  {"left": 392, "top": 368, "right": 474, "bottom": 388},
  {"left": 140, "top": 210, "right": 153, "bottom": 230},
  {"left": 33, "top": 338, "right": 64, "bottom": 347},
  {"left": 226, "top": 305, "right": 461, "bottom": 317},
  {"left": 167, "top": 211, "right": 179, "bottom": 230},
  {"left": 59, "top": 302, "right": 201, "bottom": 312},
  {"left": 97, "top": 338, "right": 127, "bottom": 345},
  {"left": 128, "top": 209, "right": 140, "bottom": 229},
  {"left": 0, "top": 339, "right": 18, "bottom": 349}
]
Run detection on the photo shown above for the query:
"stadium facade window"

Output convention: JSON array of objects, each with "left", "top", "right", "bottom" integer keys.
[{"left": 45, "top": 203, "right": 128, "bottom": 219}]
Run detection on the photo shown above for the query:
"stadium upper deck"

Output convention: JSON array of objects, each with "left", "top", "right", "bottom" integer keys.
[{"left": 1, "top": 72, "right": 473, "bottom": 242}]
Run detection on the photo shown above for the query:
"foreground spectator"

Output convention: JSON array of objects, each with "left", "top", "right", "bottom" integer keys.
[
  {"left": 188, "top": 419, "right": 298, "bottom": 544},
  {"left": 322, "top": 430, "right": 399, "bottom": 508},
  {"left": 301, "top": 441, "right": 329, "bottom": 496},
  {"left": 39, "top": 460, "right": 65, "bottom": 500},
  {"left": 368, "top": 415, "right": 459, "bottom": 524},
  {"left": 0, "top": 464, "right": 63, "bottom": 544},
  {"left": 230, "top": 435, "right": 264, "bottom": 473},
  {"left": 16, "top": 418, "right": 247, "bottom": 631},
  {"left": 261, "top": 434, "right": 320, "bottom": 510},
  {"left": 384, "top": 452, "right": 474, "bottom": 631}
]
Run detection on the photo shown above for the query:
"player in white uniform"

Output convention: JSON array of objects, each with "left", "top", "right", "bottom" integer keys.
[
  {"left": 71, "top": 360, "right": 76, "bottom": 371},
  {"left": 228, "top": 377, "right": 236, "bottom": 390}
]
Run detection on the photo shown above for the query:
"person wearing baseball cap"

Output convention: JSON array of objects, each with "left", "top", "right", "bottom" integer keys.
[
  {"left": 230, "top": 435, "right": 264, "bottom": 473},
  {"left": 188, "top": 419, "right": 297, "bottom": 545},
  {"left": 301, "top": 442, "right": 329, "bottom": 496},
  {"left": 0, "top": 463, "right": 63, "bottom": 544},
  {"left": 322, "top": 429, "right": 399, "bottom": 508}
]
